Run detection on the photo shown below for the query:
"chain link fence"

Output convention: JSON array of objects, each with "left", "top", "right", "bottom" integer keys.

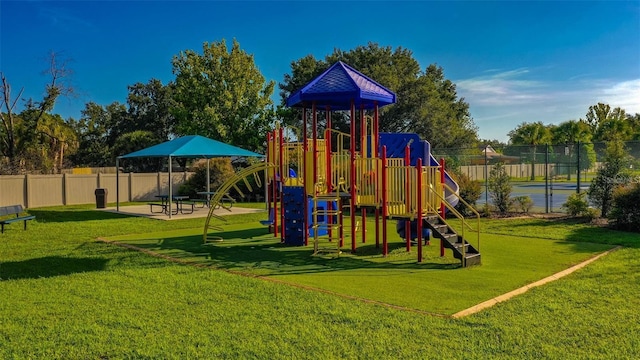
[{"left": 433, "top": 141, "right": 640, "bottom": 213}]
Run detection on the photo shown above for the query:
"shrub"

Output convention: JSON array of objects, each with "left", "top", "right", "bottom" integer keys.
[
  {"left": 513, "top": 196, "right": 533, "bottom": 214},
  {"left": 178, "top": 158, "right": 234, "bottom": 197},
  {"left": 488, "top": 162, "right": 512, "bottom": 214},
  {"left": 480, "top": 203, "right": 492, "bottom": 218},
  {"left": 587, "top": 140, "right": 633, "bottom": 217},
  {"left": 562, "top": 192, "right": 590, "bottom": 216},
  {"left": 609, "top": 183, "right": 640, "bottom": 232},
  {"left": 451, "top": 171, "right": 482, "bottom": 216}
]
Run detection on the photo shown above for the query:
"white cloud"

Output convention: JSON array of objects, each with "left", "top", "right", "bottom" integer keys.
[
  {"left": 600, "top": 79, "right": 640, "bottom": 114},
  {"left": 456, "top": 69, "right": 548, "bottom": 106},
  {"left": 455, "top": 69, "right": 640, "bottom": 142}
]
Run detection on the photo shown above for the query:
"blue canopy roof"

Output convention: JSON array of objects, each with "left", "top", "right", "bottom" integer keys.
[
  {"left": 118, "top": 135, "right": 263, "bottom": 159},
  {"left": 286, "top": 61, "right": 396, "bottom": 110}
]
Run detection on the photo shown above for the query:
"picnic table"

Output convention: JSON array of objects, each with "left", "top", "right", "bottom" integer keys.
[
  {"left": 196, "top": 191, "right": 235, "bottom": 210},
  {"left": 149, "top": 195, "right": 193, "bottom": 215}
]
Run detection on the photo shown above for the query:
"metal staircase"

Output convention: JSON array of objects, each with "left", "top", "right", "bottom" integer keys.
[{"left": 423, "top": 215, "right": 481, "bottom": 267}]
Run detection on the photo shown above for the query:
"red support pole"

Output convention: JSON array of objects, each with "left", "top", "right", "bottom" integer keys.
[
  {"left": 326, "top": 106, "right": 332, "bottom": 191},
  {"left": 266, "top": 132, "right": 273, "bottom": 236},
  {"left": 272, "top": 131, "right": 278, "bottom": 239},
  {"left": 405, "top": 145, "right": 411, "bottom": 252},
  {"left": 374, "top": 103, "right": 380, "bottom": 205},
  {"left": 382, "top": 146, "right": 388, "bottom": 256},
  {"left": 440, "top": 157, "right": 446, "bottom": 257},
  {"left": 375, "top": 208, "right": 380, "bottom": 248},
  {"left": 279, "top": 126, "right": 285, "bottom": 242},
  {"left": 362, "top": 208, "right": 366, "bottom": 243},
  {"left": 360, "top": 104, "right": 366, "bottom": 246},
  {"left": 302, "top": 107, "right": 308, "bottom": 246},
  {"left": 350, "top": 100, "right": 357, "bottom": 253},
  {"left": 417, "top": 158, "right": 423, "bottom": 263},
  {"left": 312, "top": 102, "right": 318, "bottom": 192},
  {"left": 360, "top": 104, "right": 366, "bottom": 158}
]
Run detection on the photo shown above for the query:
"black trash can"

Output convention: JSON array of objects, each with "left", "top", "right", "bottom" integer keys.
[{"left": 95, "top": 188, "right": 108, "bottom": 209}]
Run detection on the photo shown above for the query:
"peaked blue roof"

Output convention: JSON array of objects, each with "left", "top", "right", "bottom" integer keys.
[
  {"left": 118, "top": 135, "right": 263, "bottom": 159},
  {"left": 286, "top": 61, "right": 396, "bottom": 110}
]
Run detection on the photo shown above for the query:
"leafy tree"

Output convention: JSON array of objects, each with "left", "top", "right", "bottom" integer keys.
[
  {"left": 112, "top": 130, "right": 164, "bottom": 172},
  {"left": 627, "top": 113, "right": 640, "bottom": 140},
  {"left": 551, "top": 120, "right": 595, "bottom": 179},
  {"left": 488, "top": 162, "right": 512, "bottom": 214},
  {"left": 583, "top": 103, "right": 630, "bottom": 141},
  {"left": 587, "top": 139, "right": 633, "bottom": 217},
  {"left": 171, "top": 39, "right": 275, "bottom": 153},
  {"left": 68, "top": 102, "right": 120, "bottom": 167},
  {"left": 29, "top": 112, "right": 77, "bottom": 173},
  {"left": 278, "top": 42, "right": 478, "bottom": 150},
  {"left": 126, "top": 79, "right": 176, "bottom": 141},
  {"left": 508, "top": 121, "right": 551, "bottom": 180},
  {"left": 0, "top": 52, "right": 74, "bottom": 173}
]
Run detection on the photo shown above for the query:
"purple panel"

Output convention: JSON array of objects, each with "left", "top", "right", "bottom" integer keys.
[{"left": 286, "top": 61, "right": 396, "bottom": 109}]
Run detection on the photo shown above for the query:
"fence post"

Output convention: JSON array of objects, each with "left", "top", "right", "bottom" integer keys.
[
  {"left": 576, "top": 141, "right": 581, "bottom": 193},
  {"left": 545, "top": 146, "right": 549, "bottom": 213},
  {"left": 484, "top": 145, "right": 488, "bottom": 205},
  {"left": 63, "top": 173, "right": 68, "bottom": 205},
  {"left": 24, "top": 174, "right": 30, "bottom": 208}
]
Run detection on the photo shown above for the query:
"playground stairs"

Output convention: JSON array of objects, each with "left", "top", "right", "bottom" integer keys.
[
  {"left": 423, "top": 215, "right": 481, "bottom": 267},
  {"left": 312, "top": 193, "right": 342, "bottom": 255}
]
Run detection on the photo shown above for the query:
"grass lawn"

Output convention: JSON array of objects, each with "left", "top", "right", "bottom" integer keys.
[
  {"left": 1, "top": 204, "right": 639, "bottom": 358},
  {"left": 105, "top": 220, "right": 612, "bottom": 315}
]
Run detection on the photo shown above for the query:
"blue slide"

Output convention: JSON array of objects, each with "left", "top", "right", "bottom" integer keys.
[{"left": 377, "top": 133, "right": 459, "bottom": 207}]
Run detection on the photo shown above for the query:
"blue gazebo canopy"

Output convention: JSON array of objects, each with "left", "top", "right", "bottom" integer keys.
[
  {"left": 118, "top": 135, "right": 263, "bottom": 159},
  {"left": 286, "top": 61, "right": 396, "bottom": 110}
]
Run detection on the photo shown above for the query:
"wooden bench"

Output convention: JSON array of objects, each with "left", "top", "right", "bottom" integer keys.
[{"left": 0, "top": 205, "right": 36, "bottom": 233}]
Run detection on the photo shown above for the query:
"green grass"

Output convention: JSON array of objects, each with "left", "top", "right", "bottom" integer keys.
[
  {"left": 106, "top": 221, "right": 611, "bottom": 315},
  {"left": 1, "top": 204, "right": 639, "bottom": 358}
]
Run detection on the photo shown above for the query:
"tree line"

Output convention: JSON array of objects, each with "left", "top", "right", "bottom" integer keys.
[{"left": 2, "top": 40, "right": 638, "bottom": 175}]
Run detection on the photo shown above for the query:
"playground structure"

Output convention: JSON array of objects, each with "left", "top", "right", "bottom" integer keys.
[{"left": 203, "top": 61, "right": 481, "bottom": 267}]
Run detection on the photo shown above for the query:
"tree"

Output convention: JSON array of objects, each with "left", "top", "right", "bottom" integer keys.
[
  {"left": 627, "top": 113, "right": 640, "bottom": 140},
  {"left": 508, "top": 121, "right": 551, "bottom": 180},
  {"left": 0, "top": 52, "right": 74, "bottom": 173},
  {"left": 583, "top": 103, "right": 630, "bottom": 141},
  {"left": 68, "top": 102, "right": 121, "bottom": 167},
  {"left": 112, "top": 130, "right": 164, "bottom": 172},
  {"left": 126, "top": 79, "right": 176, "bottom": 141},
  {"left": 171, "top": 39, "right": 275, "bottom": 153},
  {"left": 587, "top": 139, "right": 633, "bottom": 217},
  {"left": 20, "top": 112, "right": 77, "bottom": 174},
  {"left": 488, "top": 162, "right": 512, "bottom": 214},
  {"left": 551, "top": 120, "right": 594, "bottom": 180},
  {"left": 278, "top": 42, "right": 478, "bottom": 149}
]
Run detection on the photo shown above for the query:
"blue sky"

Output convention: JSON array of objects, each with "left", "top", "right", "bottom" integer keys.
[{"left": 1, "top": 1, "right": 639, "bottom": 143}]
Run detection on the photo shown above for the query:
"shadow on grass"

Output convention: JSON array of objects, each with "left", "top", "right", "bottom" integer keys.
[
  {"left": 28, "top": 209, "right": 134, "bottom": 223},
  {"left": 121, "top": 227, "right": 459, "bottom": 275},
  {"left": 0, "top": 256, "right": 109, "bottom": 280},
  {"left": 486, "top": 217, "right": 639, "bottom": 249}
]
